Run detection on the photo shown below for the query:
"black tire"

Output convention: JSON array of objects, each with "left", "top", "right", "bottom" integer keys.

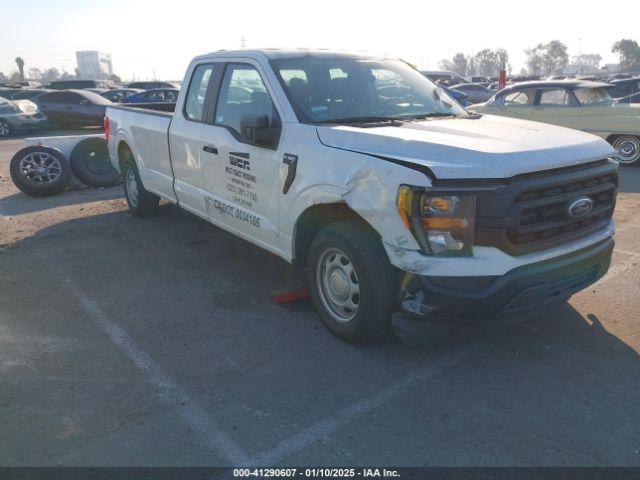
[
  {"left": 122, "top": 161, "right": 160, "bottom": 217},
  {"left": 0, "top": 119, "right": 12, "bottom": 138},
  {"left": 70, "top": 137, "right": 120, "bottom": 188},
  {"left": 610, "top": 135, "right": 640, "bottom": 166},
  {"left": 307, "top": 221, "right": 395, "bottom": 344},
  {"left": 9, "top": 146, "right": 71, "bottom": 197}
]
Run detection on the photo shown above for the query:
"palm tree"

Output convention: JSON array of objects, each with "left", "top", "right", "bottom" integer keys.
[{"left": 15, "top": 57, "right": 25, "bottom": 81}]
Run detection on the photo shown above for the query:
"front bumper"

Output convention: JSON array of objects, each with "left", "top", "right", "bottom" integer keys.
[{"left": 400, "top": 237, "right": 613, "bottom": 321}]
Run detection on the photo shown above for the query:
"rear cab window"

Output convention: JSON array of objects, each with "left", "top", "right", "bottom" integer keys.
[
  {"left": 573, "top": 87, "right": 613, "bottom": 105},
  {"left": 184, "top": 64, "right": 214, "bottom": 122}
]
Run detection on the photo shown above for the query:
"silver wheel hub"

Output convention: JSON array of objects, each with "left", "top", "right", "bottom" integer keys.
[
  {"left": 126, "top": 169, "right": 139, "bottom": 207},
  {"left": 0, "top": 122, "right": 9, "bottom": 136},
  {"left": 316, "top": 248, "right": 360, "bottom": 323},
  {"left": 18, "top": 152, "right": 62, "bottom": 184},
  {"left": 615, "top": 138, "right": 640, "bottom": 163}
]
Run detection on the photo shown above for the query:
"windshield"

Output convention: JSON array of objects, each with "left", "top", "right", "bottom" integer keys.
[
  {"left": 15, "top": 99, "right": 37, "bottom": 113},
  {"left": 270, "top": 57, "right": 466, "bottom": 124},
  {"left": 0, "top": 100, "right": 20, "bottom": 114},
  {"left": 573, "top": 87, "right": 613, "bottom": 105}
]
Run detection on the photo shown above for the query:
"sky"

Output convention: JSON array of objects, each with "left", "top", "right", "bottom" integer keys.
[{"left": 1, "top": 0, "right": 639, "bottom": 81}]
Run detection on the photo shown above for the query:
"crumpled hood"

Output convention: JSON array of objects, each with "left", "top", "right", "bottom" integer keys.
[{"left": 316, "top": 114, "right": 616, "bottom": 179}]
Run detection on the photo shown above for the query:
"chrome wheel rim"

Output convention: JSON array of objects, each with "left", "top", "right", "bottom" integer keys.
[
  {"left": 125, "top": 169, "right": 139, "bottom": 208},
  {"left": 614, "top": 137, "right": 640, "bottom": 164},
  {"left": 0, "top": 121, "right": 10, "bottom": 137},
  {"left": 18, "top": 152, "right": 62, "bottom": 184},
  {"left": 316, "top": 247, "right": 360, "bottom": 323}
]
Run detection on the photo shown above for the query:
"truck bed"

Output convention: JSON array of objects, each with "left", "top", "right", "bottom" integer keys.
[
  {"left": 108, "top": 102, "right": 176, "bottom": 116},
  {"left": 105, "top": 102, "right": 177, "bottom": 202}
]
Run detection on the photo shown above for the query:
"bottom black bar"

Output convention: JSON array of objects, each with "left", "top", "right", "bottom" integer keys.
[{"left": 0, "top": 468, "right": 638, "bottom": 480}]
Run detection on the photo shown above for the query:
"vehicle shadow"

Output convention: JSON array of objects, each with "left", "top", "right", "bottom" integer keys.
[
  {"left": 5, "top": 206, "right": 639, "bottom": 465},
  {"left": 0, "top": 185, "right": 123, "bottom": 216},
  {"left": 617, "top": 164, "right": 640, "bottom": 193}
]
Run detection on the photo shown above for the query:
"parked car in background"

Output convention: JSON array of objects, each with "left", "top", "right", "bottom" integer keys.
[
  {"left": 0, "top": 81, "right": 41, "bottom": 88},
  {"left": 101, "top": 88, "right": 144, "bottom": 103},
  {"left": 85, "top": 88, "right": 110, "bottom": 95},
  {"left": 126, "top": 81, "right": 180, "bottom": 90},
  {"left": 121, "top": 88, "right": 180, "bottom": 104},
  {"left": 441, "top": 86, "right": 468, "bottom": 107},
  {"left": 34, "top": 89, "right": 110, "bottom": 127},
  {"left": 608, "top": 77, "right": 640, "bottom": 104},
  {"left": 449, "top": 83, "right": 494, "bottom": 104},
  {"left": 48, "top": 79, "right": 113, "bottom": 90},
  {"left": 421, "top": 70, "right": 468, "bottom": 86},
  {"left": 6, "top": 89, "right": 52, "bottom": 101},
  {"left": 0, "top": 98, "right": 48, "bottom": 137},
  {"left": 471, "top": 80, "right": 640, "bottom": 165},
  {"left": 469, "top": 75, "right": 489, "bottom": 83}
]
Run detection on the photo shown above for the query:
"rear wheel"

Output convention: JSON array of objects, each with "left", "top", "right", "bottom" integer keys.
[
  {"left": 308, "top": 221, "right": 395, "bottom": 344},
  {"left": 611, "top": 135, "right": 640, "bottom": 166},
  {"left": 122, "top": 162, "right": 160, "bottom": 216}
]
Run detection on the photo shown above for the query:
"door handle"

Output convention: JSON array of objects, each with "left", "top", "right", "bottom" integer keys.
[
  {"left": 203, "top": 145, "right": 218, "bottom": 154},
  {"left": 282, "top": 153, "right": 298, "bottom": 195}
]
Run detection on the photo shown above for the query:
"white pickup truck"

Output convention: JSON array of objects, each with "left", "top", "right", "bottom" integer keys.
[{"left": 106, "top": 50, "right": 618, "bottom": 343}]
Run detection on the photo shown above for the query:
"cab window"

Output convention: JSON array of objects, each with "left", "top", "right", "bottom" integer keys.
[
  {"left": 215, "top": 64, "right": 281, "bottom": 148},
  {"left": 573, "top": 87, "right": 613, "bottom": 105},
  {"left": 504, "top": 89, "right": 536, "bottom": 105},
  {"left": 539, "top": 89, "right": 576, "bottom": 106}
]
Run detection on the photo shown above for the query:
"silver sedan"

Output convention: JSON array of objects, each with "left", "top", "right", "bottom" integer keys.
[{"left": 0, "top": 99, "right": 48, "bottom": 137}]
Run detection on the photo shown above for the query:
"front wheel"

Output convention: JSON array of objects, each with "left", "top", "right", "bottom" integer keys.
[
  {"left": 308, "top": 221, "right": 395, "bottom": 344},
  {"left": 611, "top": 135, "right": 640, "bottom": 166}
]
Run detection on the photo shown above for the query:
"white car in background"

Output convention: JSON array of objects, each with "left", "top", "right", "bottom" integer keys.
[{"left": 0, "top": 98, "right": 48, "bottom": 137}]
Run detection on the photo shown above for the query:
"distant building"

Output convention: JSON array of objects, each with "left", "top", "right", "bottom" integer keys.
[{"left": 76, "top": 51, "right": 113, "bottom": 80}]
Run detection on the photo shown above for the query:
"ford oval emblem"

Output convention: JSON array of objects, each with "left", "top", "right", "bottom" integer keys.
[{"left": 567, "top": 197, "right": 594, "bottom": 218}]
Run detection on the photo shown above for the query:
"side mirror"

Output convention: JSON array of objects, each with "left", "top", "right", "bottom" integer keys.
[
  {"left": 240, "top": 114, "right": 279, "bottom": 147},
  {"left": 241, "top": 114, "right": 269, "bottom": 131},
  {"left": 79, "top": 99, "right": 89, "bottom": 106}
]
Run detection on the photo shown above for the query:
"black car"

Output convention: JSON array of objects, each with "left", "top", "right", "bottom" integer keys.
[
  {"left": 48, "top": 79, "right": 112, "bottom": 90},
  {"left": 34, "top": 89, "right": 111, "bottom": 127},
  {"left": 608, "top": 77, "right": 640, "bottom": 103},
  {"left": 126, "top": 81, "right": 180, "bottom": 90}
]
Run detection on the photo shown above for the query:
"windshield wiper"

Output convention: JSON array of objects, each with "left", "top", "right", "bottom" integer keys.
[
  {"left": 403, "top": 112, "right": 460, "bottom": 119},
  {"left": 315, "top": 116, "right": 405, "bottom": 125}
]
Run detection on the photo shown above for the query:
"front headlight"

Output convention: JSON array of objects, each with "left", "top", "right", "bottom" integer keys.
[{"left": 397, "top": 186, "right": 476, "bottom": 256}]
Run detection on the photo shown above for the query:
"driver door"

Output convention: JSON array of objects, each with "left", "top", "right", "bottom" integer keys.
[{"left": 200, "top": 62, "right": 283, "bottom": 249}]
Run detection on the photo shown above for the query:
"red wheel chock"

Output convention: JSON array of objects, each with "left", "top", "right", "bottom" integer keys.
[{"left": 270, "top": 287, "right": 310, "bottom": 304}]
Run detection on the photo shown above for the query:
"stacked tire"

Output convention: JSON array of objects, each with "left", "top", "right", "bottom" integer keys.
[
  {"left": 9, "top": 146, "right": 72, "bottom": 197},
  {"left": 10, "top": 137, "right": 120, "bottom": 197}
]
